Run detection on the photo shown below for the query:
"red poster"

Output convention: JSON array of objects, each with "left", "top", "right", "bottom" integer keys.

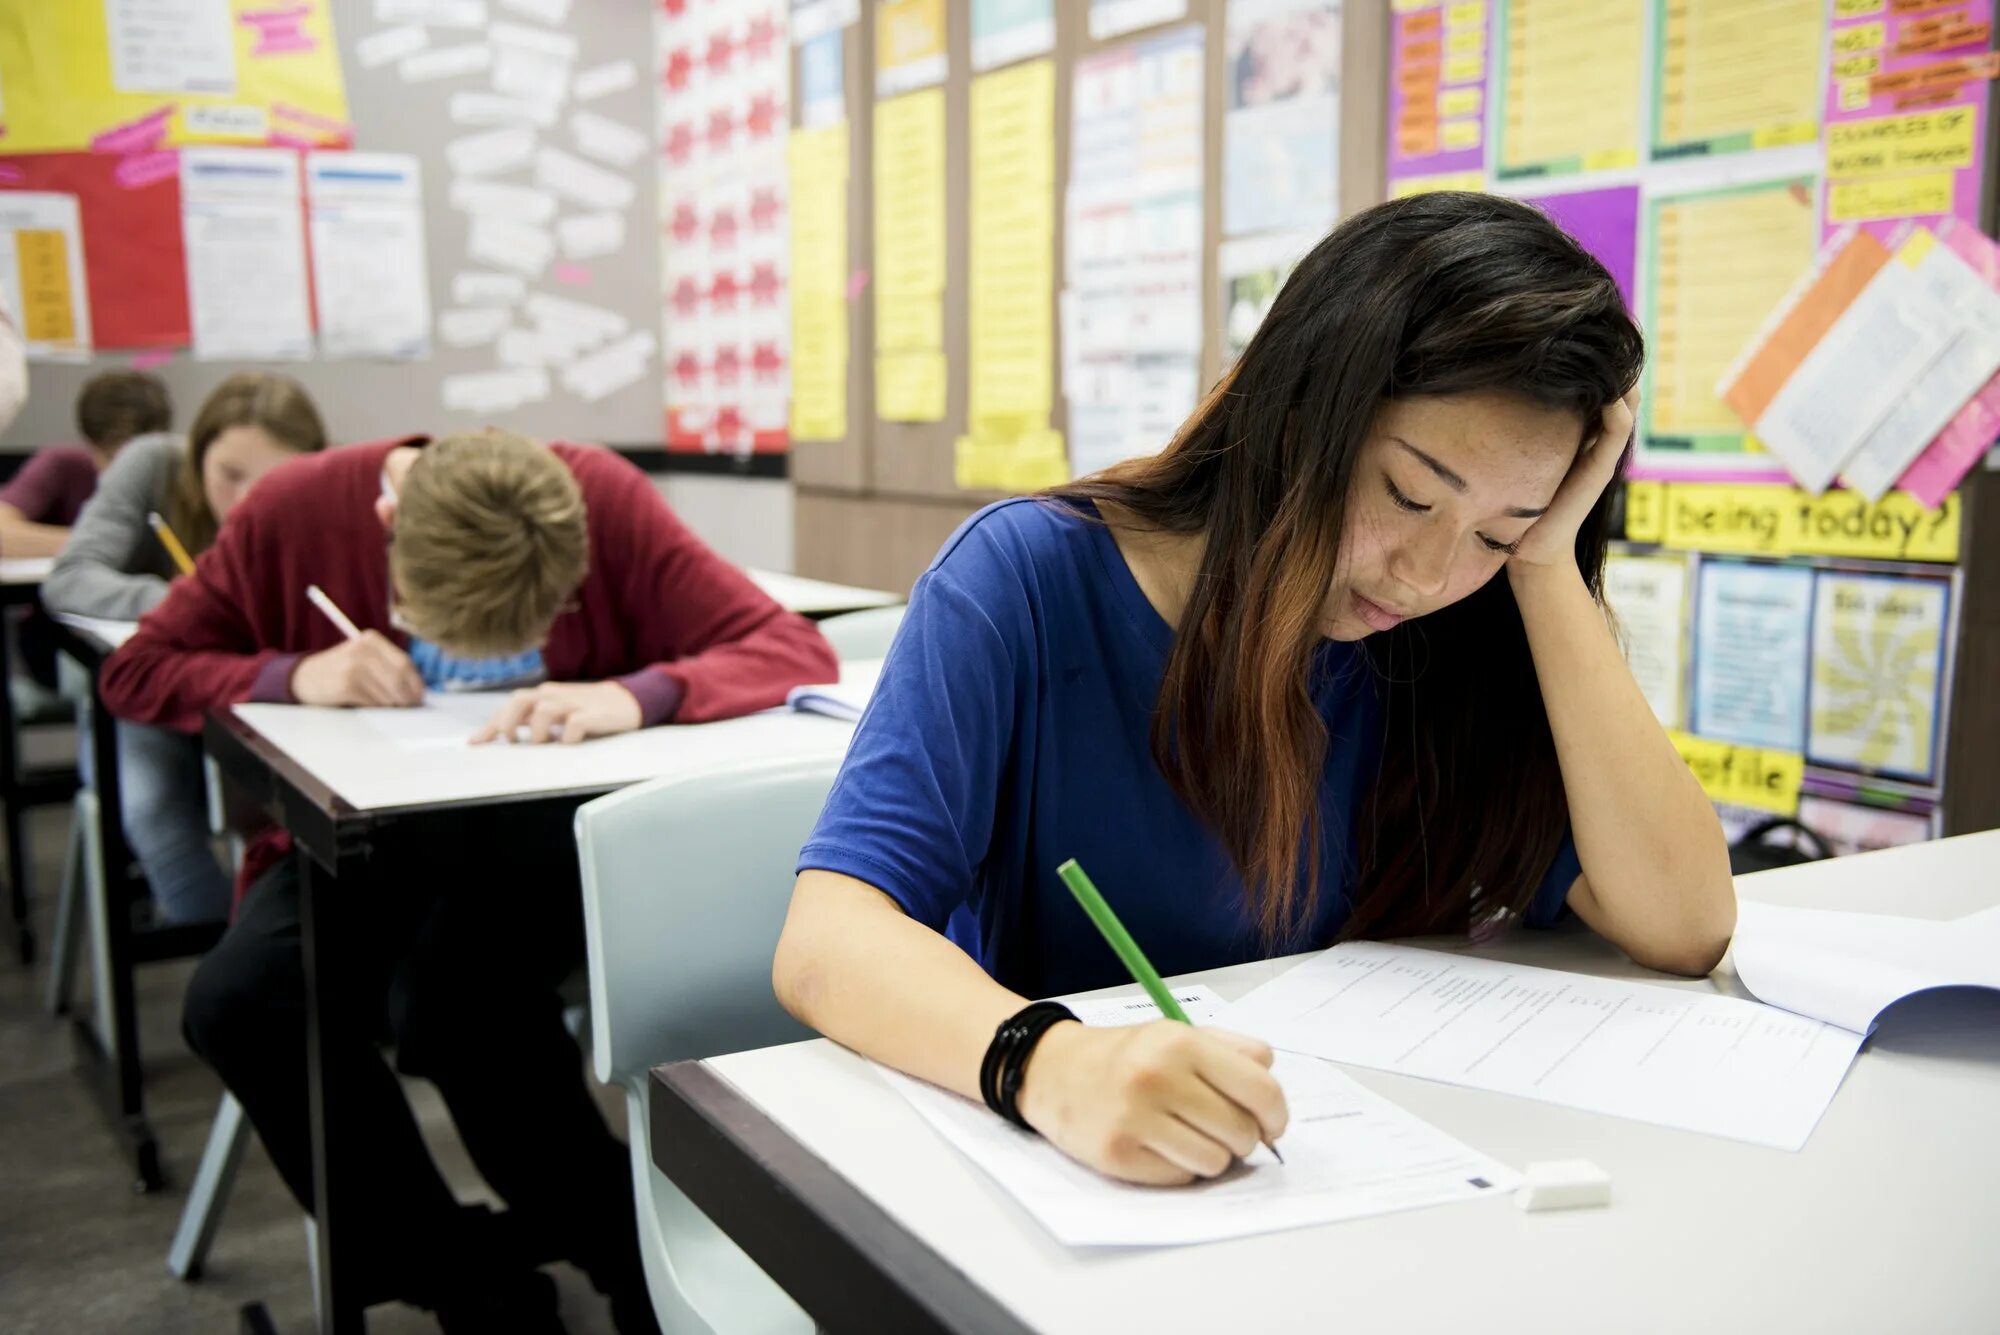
[{"left": 0, "top": 151, "right": 189, "bottom": 349}]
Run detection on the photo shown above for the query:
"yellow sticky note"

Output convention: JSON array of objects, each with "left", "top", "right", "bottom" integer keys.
[
  {"left": 1390, "top": 170, "right": 1486, "bottom": 198},
  {"left": 15, "top": 230, "right": 76, "bottom": 344},
  {"left": 1838, "top": 78, "right": 1873, "bottom": 111},
  {"left": 1446, "top": 26, "right": 1484, "bottom": 55},
  {"left": 1438, "top": 87, "right": 1482, "bottom": 119},
  {"left": 1896, "top": 226, "right": 1940, "bottom": 268},
  {"left": 1668, "top": 732, "right": 1804, "bottom": 816},
  {"left": 1827, "top": 108, "right": 1978, "bottom": 177},
  {"left": 1442, "top": 119, "right": 1481, "bottom": 149},
  {"left": 1624, "top": 481, "right": 1666, "bottom": 543},
  {"left": 1446, "top": 0, "right": 1485, "bottom": 27},
  {"left": 1828, "top": 172, "right": 1956, "bottom": 222},
  {"left": 1444, "top": 52, "right": 1485, "bottom": 83},
  {"left": 789, "top": 123, "right": 850, "bottom": 443},
  {"left": 1392, "top": 0, "right": 1439, "bottom": 11},
  {"left": 1832, "top": 21, "right": 1886, "bottom": 54},
  {"left": 1832, "top": 53, "right": 1881, "bottom": 77},
  {"left": 1657, "top": 483, "right": 1960, "bottom": 562},
  {"left": 877, "top": 292, "right": 944, "bottom": 354},
  {"left": 1834, "top": 0, "right": 1883, "bottom": 14},
  {"left": 878, "top": 351, "right": 946, "bottom": 423}
]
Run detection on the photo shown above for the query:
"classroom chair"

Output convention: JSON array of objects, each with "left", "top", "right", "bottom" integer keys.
[
  {"left": 812, "top": 604, "right": 905, "bottom": 661},
  {"left": 575, "top": 756, "right": 830, "bottom": 1335}
]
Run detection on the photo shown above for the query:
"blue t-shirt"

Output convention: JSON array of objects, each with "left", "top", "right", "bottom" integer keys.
[{"left": 798, "top": 498, "right": 1581, "bottom": 999}]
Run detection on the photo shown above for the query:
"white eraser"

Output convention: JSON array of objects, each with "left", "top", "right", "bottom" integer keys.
[{"left": 1517, "top": 1159, "right": 1611, "bottom": 1212}]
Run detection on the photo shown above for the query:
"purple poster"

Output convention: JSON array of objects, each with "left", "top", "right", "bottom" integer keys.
[
  {"left": 1385, "top": 0, "right": 1489, "bottom": 191},
  {"left": 1520, "top": 184, "right": 1640, "bottom": 313}
]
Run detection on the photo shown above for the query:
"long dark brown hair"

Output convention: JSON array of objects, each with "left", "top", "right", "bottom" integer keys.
[
  {"left": 1051, "top": 192, "right": 1643, "bottom": 946},
  {"left": 168, "top": 372, "right": 328, "bottom": 553}
]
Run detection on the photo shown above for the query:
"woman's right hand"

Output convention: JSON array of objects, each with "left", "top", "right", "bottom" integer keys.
[{"left": 1016, "top": 1020, "right": 1289, "bottom": 1184}]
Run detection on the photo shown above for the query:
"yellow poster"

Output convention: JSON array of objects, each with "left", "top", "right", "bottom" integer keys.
[
  {"left": 0, "top": 0, "right": 351, "bottom": 153},
  {"left": 1653, "top": 0, "right": 1824, "bottom": 157},
  {"left": 1808, "top": 574, "right": 1949, "bottom": 780},
  {"left": 958, "top": 59, "right": 1059, "bottom": 491},
  {"left": 1668, "top": 732, "right": 1805, "bottom": 816},
  {"left": 1643, "top": 179, "right": 1818, "bottom": 454},
  {"left": 0, "top": 192, "right": 93, "bottom": 359},
  {"left": 1495, "top": 0, "right": 1645, "bottom": 179},
  {"left": 877, "top": 0, "right": 949, "bottom": 97},
  {"left": 874, "top": 87, "right": 947, "bottom": 422},
  {"left": 1655, "top": 482, "right": 1959, "bottom": 563},
  {"left": 789, "top": 124, "right": 850, "bottom": 442}
]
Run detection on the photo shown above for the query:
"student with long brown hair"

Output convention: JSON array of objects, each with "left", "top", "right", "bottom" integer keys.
[
  {"left": 774, "top": 192, "right": 1735, "bottom": 1184},
  {"left": 45, "top": 372, "right": 327, "bottom": 922}
]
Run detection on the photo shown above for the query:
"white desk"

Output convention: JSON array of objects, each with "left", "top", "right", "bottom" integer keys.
[
  {"left": 654, "top": 832, "right": 2000, "bottom": 1334},
  {"left": 0, "top": 555, "right": 55, "bottom": 584},
  {"left": 748, "top": 568, "right": 903, "bottom": 618}
]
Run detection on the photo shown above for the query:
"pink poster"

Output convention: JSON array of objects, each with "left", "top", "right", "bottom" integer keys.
[
  {"left": 1822, "top": 0, "right": 1995, "bottom": 244},
  {"left": 1384, "top": 0, "right": 1489, "bottom": 190}
]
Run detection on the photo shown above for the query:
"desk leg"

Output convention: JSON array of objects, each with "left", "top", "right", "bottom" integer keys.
[
  {"left": 299, "top": 848, "right": 365, "bottom": 1334},
  {"left": 69, "top": 683, "right": 164, "bottom": 1192},
  {"left": 1, "top": 618, "right": 30, "bottom": 964}
]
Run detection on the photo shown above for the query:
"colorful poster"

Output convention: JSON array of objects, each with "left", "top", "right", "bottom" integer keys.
[
  {"left": 0, "top": 193, "right": 92, "bottom": 361},
  {"left": 0, "top": 0, "right": 350, "bottom": 153},
  {"left": 1899, "top": 219, "right": 2000, "bottom": 508},
  {"left": 1520, "top": 183, "right": 1638, "bottom": 312},
  {"left": 1640, "top": 177, "right": 1818, "bottom": 463},
  {"left": 1795, "top": 794, "right": 1935, "bottom": 858},
  {"left": 1808, "top": 573, "right": 1950, "bottom": 781},
  {"left": 1822, "top": 0, "right": 1994, "bottom": 244},
  {"left": 180, "top": 146, "right": 312, "bottom": 361},
  {"left": 306, "top": 152, "right": 431, "bottom": 361},
  {"left": 0, "top": 152, "right": 188, "bottom": 350},
  {"left": 972, "top": 0, "right": 1056, "bottom": 73},
  {"left": 1223, "top": 0, "right": 1341, "bottom": 238},
  {"left": 660, "top": 0, "right": 791, "bottom": 453},
  {"left": 1064, "top": 25, "right": 1205, "bottom": 478},
  {"left": 873, "top": 87, "right": 947, "bottom": 422},
  {"left": 1090, "top": 0, "right": 1189, "bottom": 40},
  {"left": 789, "top": 123, "right": 849, "bottom": 441},
  {"left": 876, "top": 0, "right": 948, "bottom": 97},
  {"left": 1493, "top": 0, "right": 1644, "bottom": 180},
  {"left": 1692, "top": 561, "right": 1814, "bottom": 753},
  {"left": 1218, "top": 227, "right": 1318, "bottom": 364},
  {"left": 1651, "top": 0, "right": 1824, "bottom": 160},
  {"left": 1603, "top": 550, "right": 1691, "bottom": 730},
  {"left": 798, "top": 29, "right": 846, "bottom": 131},
  {"left": 958, "top": 59, "right": 1063, "bottom": 491},
  {"left": 1385, "top": 0, "right": 1489, "bottom": 195}
]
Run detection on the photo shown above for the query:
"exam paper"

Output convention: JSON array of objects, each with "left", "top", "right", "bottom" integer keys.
[
  {"left": 306, "top": 153, "right": 432, "bottom": 361},
  {"left": 1730, "top": 901, "right": 2000, "bottom": 1036},
  {"left": 180, "top": 149, "right": 314, "bottom": 362},
  {"left": 1222, "top": 943, "right": 1862, "bottom": 1151},
  {"left": 882, "top": 987, "right": 1520, "bottom": 1247},
  {"left": 784, "top": 660, "right": 885, "bottom": 723},
  {"left": 355, "top": 693, "right": 508, "bottom": 750}
]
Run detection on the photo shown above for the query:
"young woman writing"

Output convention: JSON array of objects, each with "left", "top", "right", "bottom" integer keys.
[{"left": 774, "top": 192, "right": 1735, "bottom": 1186}]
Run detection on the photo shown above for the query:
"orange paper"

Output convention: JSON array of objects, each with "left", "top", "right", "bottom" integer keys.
[{"left": 1719, "top": 230, "right": 1893, "bottom": 428}]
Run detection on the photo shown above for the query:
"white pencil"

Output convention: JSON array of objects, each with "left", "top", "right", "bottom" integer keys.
[{"left": 306, "top": 584, "right": 363, "bottom": 642}]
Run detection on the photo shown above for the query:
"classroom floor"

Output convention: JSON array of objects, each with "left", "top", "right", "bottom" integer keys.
[{"left": 0, "top": 789, "right": 630, "bottom": 1334}]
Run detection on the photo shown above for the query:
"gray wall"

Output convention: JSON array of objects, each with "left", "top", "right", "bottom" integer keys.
[{"left": 3, "top": 0, "right": 658, "bottom": 449}]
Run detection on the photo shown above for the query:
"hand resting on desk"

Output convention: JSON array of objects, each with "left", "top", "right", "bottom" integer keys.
[{"left": 470, "top": 680, "right": 642, "bottom": 745}]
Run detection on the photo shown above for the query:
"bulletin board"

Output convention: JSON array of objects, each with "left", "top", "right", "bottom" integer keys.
[
  {"left": 1375, "top": 0, "right": 2000, "bottom": 843},
  {"left": 787, "top": 0, "right": 1386, "bottom": 513},
  {"left": 1, "top": 0, "right": 662, "bottom": 452}
]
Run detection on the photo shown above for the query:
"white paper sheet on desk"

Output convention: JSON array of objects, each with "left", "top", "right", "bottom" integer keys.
[
  {"left": 1221, "top": 942, "right": 1862, "bottom": 1151},
  {"left": 1730, "top": 901, "right": 2000, "bottom": 1036},
  {"left": 785, "top": 659, "right": 884, "bottom": 723},
  {"left": 53, "top": 613, "right": 138, "bottom": 650},
  {"left": 880, "top": 987, "right": 1519, "bottom": 1247},
  {"left": 354, "top": 692, "right": 507, "bottom": 750},
  {"left": 0, "top": 557, "right": 56, "bottom": 583}
]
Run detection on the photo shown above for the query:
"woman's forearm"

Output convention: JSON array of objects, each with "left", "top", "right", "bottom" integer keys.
[
  {"left": 1509, "top": 562, "right": 1735, "bottom": 973},
  {"left": 773, "top": 869, "right": 1030, "bottom": 1098}
]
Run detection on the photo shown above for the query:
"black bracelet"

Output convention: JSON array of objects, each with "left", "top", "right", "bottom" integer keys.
[{"left": 979, "top": 1001, "right": 1078, "bottom": 1130}]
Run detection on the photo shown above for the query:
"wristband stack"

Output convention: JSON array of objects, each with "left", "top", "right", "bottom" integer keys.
[{"left": 978, "top": 1001, "right": 1077, "bottom": 1130}]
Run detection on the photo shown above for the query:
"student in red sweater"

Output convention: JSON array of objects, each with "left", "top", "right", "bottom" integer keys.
[{"left": 103, "top": 430, "right": 836, "bottom": 1334}]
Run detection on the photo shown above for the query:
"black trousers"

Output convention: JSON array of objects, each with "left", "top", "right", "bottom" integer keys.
[{"left": 182, "top": 815, "right": 639, "bottom": 1310}]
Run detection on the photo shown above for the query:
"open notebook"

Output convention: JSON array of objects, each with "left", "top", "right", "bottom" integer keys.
[
  {"left": 1730, "top": 901, "right": 2000, "bottom": 1035},
  {"left": 785, "top": 658, "right": 884, "bottom": 723}
]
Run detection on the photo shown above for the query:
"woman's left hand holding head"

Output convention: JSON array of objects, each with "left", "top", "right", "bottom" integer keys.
[{"left": 1508, "top": 386, "right": 1639, "bottom": 572}]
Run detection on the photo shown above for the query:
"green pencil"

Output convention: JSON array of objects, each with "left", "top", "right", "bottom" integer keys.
[{"left": 1056, "top": 857, "right": 1283, "bottom": 1164}]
